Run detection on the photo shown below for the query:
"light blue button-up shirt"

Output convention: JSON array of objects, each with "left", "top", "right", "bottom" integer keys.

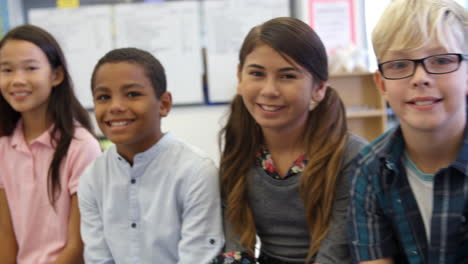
[{"left": 78, "top": 133, "right": 224, "bottom": 264}]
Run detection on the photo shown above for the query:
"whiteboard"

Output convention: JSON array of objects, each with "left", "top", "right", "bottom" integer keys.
[
  {"left": 114, "top": 1, "right": 204, "bottom": 105},
  {"left": 28, "top": 5, "right": 113, "bottom": 109},
  {"left": 203, "top": 0, "right": 290, "bottom": 103}
]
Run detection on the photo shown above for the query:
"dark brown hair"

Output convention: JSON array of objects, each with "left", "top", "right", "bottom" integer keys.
[
  {"left": 0, "top": 25, "right": 94, "bottom": 206},
  {"left": 219, "top": 17, "right": 348, "bottom": 261},
  {"left": 90, "top": 47, "right": 167, "bottom": 98}
]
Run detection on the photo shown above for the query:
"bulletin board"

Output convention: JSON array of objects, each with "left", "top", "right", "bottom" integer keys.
[
  {"left": 24, "top": 0, "right": 205, "bottom": 108},
  {"left": 114, "top": 1, "right": 204, "bottom": 105},
  {"left": 20, "top": 0, "right": 294, "bottom": 107},
  {"left": 203, "top": 0, "right": 291, "bottom": 103}
]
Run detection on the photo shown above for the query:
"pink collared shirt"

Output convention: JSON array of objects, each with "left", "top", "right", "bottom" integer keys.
[{"left": 0, "top": 120, "right": 101, "bottom": 264}]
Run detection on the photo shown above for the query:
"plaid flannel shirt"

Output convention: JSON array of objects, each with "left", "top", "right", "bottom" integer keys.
[{"left": 349, "top": 126, "right": 468, "bottom": 264}]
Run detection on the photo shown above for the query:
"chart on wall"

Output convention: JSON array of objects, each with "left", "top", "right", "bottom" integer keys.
[
  {"left": 29, "top": 5, "right": 113, "bottom": 109},
  {"left": 114, "top": 1, "right": 204, "bottom": 105},
  {"left": 203, "top": 0, "right": 290, "bottom": 103},
  {"left": 308, "top": 0, "right": 356, "bottom": 52}
]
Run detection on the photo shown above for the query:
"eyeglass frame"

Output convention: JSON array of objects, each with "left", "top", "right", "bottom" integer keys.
[{"left": 378, "top": 53, "right": 468, "bottom": 80}]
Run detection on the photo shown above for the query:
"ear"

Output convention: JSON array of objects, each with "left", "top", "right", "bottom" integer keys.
[
  {"left": 159, "top": 91, "right": 172, "bottom": 118},
  {"left": 311, "top": 80, "right": 327, "bottom": 102},
  {"left": 374, "top": 70, "right": 387, "bottom": 97},
  {"left": 51, "top": 66, "right": 65, "bottom": 87}
]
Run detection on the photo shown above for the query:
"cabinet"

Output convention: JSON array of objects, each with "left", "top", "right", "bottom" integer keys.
[{"left": 329, "top": 72, "right": 387, "bottom": 142}]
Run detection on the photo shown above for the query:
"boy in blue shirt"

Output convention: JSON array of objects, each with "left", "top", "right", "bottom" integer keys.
[
  {"left": 348, "top": 0, "right": 468, "bottom": 263},
  {"left": 78, "top": 48, "right": 224, "bottom": 264}
]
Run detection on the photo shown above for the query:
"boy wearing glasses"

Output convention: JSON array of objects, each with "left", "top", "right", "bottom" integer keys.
[{"left": 348, "top": 0, "right": 468, "bottom": 263}]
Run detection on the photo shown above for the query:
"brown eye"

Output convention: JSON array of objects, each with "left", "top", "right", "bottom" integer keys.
[
  {"left": 249, "top": 71, "right": 264, "bottom": 77},
  {"left": 127, "top": 92, "right": 142, "bottom": 98},
  {"left": 95, "top": 94, "right": 110, "bottom": 101}
]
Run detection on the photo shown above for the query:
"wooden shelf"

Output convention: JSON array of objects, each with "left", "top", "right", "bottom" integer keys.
[{"left": 329, "top": 73, "right": 387, "bottom": 142}]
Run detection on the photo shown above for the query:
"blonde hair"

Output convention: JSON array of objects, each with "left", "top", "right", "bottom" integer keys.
[
  {"left": 219, "top": 17, "right": 348, "bottom": 262},
  {"left": 372, "top": 0, "right": 468, "bottom": 60}
]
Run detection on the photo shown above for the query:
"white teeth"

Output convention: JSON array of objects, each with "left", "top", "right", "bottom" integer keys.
[
  {"left": 413, "top": 101, "right": 435, "bottom": 106},
  {"left": 109, "top": 121, "right": 129, "bottom": 127},
  {"left": 261, "top": 105, "right": 281, "bottom": 111},
  {"left": 14, "top": 92, "right": 30, "bottom": 96}
]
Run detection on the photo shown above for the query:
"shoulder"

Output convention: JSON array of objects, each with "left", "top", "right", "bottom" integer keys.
[
  {"left": 350, "top": 128, "right": 405, "bottom": 191},
  {"left": 355, "top": 128, "right": 402, "bottom": 167},
  {"left": 72, "top": 126, "right": 98, "bottom": 143},
  {"left": 78, "top": 146, "right": 114, "bottom": 186},
  {"left": 69, "top": 126, "right": 101, "bottom": 154},
  {"left": 343, "top": 133, "right": 368, "bottom": 165},
  {"left": 163, "top": 134, "right": 216, "bottom": 169}
]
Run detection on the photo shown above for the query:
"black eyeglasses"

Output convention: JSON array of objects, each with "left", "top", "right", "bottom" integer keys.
[{"left": 378, "top": 53, "right": 468, "bottom": 80}]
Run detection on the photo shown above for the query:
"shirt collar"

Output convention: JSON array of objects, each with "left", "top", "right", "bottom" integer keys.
[
  {"left": 374, "top": 126, "right": 406, "bottom": 165},
  {"left": 114, "top": 132, "right": 174, "bottom": 164},
  {"left": 10, "top": 119, "right": 55, "bottom": 149},
  {"left": 376, "top": 115, "right": 468, "bottom": 178},
  {"left": 451, "top": 123, "right": 468, "bottom": 175}
]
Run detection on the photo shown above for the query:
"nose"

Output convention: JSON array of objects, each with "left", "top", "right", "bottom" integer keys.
[
  {"left": 260, "top": 77, "right": 280, "bottom": 97},
  {"left": 411, "top": 63, "right": 431, "bottom": 88},
  {"left": 11, "top": 71, "right": 27, "bottom": 86},
  {"left": 109, "top": 96, "right": 127, "bottom": 114}
]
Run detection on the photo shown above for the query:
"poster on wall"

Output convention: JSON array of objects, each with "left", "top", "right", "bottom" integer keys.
[
  {"left": 29, "top": 5, "right": 113, "bottom": 109},
  {"left": 308, "top": 0, "right": 356, "bottom": 51},
  {"left": 204, "top": 0, "right": 290, "bottom": 103},
  {"left": 114, "top": 1, "right": 204, "bottom": 105}
]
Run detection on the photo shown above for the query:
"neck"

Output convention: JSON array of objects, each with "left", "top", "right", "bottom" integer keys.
[
  {"left": 402, "top": 121, "right": 465, "bottom": 174},
  {"left": 261, "top": 126, "right": 306, "bottom": 178},
  {"left": 116, "top": 131, "right": 163, "bottom": 166},
  {"left": 262, "top": 126, "right": 305, "bottom": 155},
  {"left": 21, "top": 110, "right": 52, "bottom": 143}
]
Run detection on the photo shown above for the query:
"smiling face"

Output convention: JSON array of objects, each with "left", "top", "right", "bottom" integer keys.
[
  {"left": 0, "top": 39, "right": 63, "bottom": 119},
  {"left": 92, "top": 62, "right": 171, "bottom": 160},
  {"left": 375, "top": 40, "right": 468, "bottom": 135},
  {"left": 237, "top": 44, "right": 326, "bottom": 136}
]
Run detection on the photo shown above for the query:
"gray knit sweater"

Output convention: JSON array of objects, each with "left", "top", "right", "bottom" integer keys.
[{"left": 224, "top": 133, "right": 367, "bottom": 264}]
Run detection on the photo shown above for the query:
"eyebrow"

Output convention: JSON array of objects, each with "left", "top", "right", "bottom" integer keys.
[
  {"left": 0, "top": 59, "right": 40, "bottom": 66},
  {"left": 385, "top": 48, "right": 450, "bottom": 60},
  {"left": 93, "top": 86, "right": 110, "bottom": 94},
  {"left": 246, "top": 64, "right": 301, "bottom": 73},
  {"left": 93, "top": 83, "right": 145, "bottom": 94}
]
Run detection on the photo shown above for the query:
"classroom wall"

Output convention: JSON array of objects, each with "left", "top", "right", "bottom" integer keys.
[{"left": 162, "top": 105, "right": 229, "bottom": 165}]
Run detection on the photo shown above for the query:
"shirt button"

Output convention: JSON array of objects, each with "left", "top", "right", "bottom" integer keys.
[
  {"left": 131, "top": 223, "right": 136, "bottom": 228},
  {"left": 131, "top": 179, "right": 136, "bottom": 184},
  {"left": 396, "top": 199, "right": 402, "bottom": 203},
  {"left": 385, "top": 161, "right": 393, "bottom": 170},
  {"left": 118, "top": 157, "right": 122, "bottom": 161},
  {"left": 209, "top": 239, "right": 215, "bottom": 245},
  {"left": 411, "top": 250, "right": 418, "bottom": 255}
]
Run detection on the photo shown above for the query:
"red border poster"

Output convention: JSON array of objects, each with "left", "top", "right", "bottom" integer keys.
[{"left": 308, "top": 0, "right": 356, "bottom": 51}]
